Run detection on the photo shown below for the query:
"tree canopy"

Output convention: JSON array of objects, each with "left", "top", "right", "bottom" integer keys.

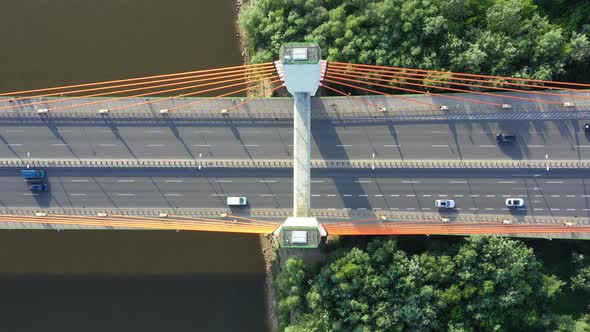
[
  {"left": 239, "top": 0, "right": 590, "bottom": 81},
  {"left": 275, "top": 236, "right": 567, "bottom": 331}
]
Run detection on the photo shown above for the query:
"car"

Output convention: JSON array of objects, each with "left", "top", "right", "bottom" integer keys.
[
  {"left": 29, "top": 183, "right": 48, "bottom": 192},
  {"left": 584, "top": 123, "right": 590, "bottom": 132},
  {"left": 227, "top": 196, "right": 247, "bottom": 206},
  {"left": 505, "top": 198, "right": 524, "bottom": 207},
  {"left": 435, "top": 199, "right": 455, "bottom": 209},
  {"left": 496, "top": 133, "right": 516, "bottom": 143}
]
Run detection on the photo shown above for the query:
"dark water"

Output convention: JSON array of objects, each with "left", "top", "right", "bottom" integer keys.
[{"left": 0, "top": 1, "right": 269, "bottom": 331}]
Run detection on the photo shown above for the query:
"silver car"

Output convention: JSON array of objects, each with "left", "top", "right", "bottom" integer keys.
[{"left": 435, "top": 199, "right": 456, "bottom": 209}]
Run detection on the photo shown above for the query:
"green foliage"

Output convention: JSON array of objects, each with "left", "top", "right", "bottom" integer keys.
[
  {"left": 274, "top": 236, "right": 569, "bottom": 331},
  {"left": 239, "top": 0, "right": 590, "bottom": 82},
  {"left": 571, "top": 253, "right": 590, "bottom": 292},
  {"left": 274, "top": 258, "right": 309, "bottom": 329}
]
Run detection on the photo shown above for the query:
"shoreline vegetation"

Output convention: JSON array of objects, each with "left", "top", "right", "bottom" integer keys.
[{"left": 235, "top": 0, "right": 590, "bottom": 331}]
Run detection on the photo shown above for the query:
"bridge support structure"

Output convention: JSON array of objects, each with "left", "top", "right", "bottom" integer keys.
[{"left": 273, "top": 42, "right": 327, "bottom": 248}]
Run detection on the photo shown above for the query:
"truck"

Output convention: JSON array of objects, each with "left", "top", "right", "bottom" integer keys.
[{"left": 20, "top": 169, "right": 45, "bottom": 180}]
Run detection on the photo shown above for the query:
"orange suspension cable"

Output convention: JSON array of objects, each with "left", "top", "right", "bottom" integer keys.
[
  {"left": 49, "top": 72, "right": 277, "bottom": 111},
  {"left": 0, "top": 62, "right": 274, "bottom": 97},
  {"left": 166, "top": 77, "right": 279, "bottom": 111},
  {"left": 329, "top": 63, "right": 590, "bottom": 98},
  {"left": 320, "top": 83, "right": 385, "bottom": 110},
  {"left": 110, "top": 75, "right": 279, "bottom": 112},
  {"left": 0, "top": 64, "right": 275, "bottom": 105},
  {"left": 1, "top": 67, "right": 277, "bottom": 111},
  {"left": 330, "top": 61, "right": 590, "bottom": 88},
  {"left": 327, "top": 71, "right": 565, "bottom": 105},
  {"left": 327, "top": 67, "right": 575, "bottom": 104},
  {"left": 223, "top": 81, "right": 285, "bottom": 112},
  {"left": 325, "top": 75, "right": 503, "bottom": 107}
]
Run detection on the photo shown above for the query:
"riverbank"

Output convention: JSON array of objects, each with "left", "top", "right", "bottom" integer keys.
[{"left": 259, "top": 234, "right": 279, "bottom": 332}]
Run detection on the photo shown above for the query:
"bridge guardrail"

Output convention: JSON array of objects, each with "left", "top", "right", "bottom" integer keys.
[{"left": 2, "top": 158, "right": 590, "bottom": 169}]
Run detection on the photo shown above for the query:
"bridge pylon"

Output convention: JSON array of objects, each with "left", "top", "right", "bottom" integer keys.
[{"left": 273, "top": 42, "right": 327, "bottom": 248}]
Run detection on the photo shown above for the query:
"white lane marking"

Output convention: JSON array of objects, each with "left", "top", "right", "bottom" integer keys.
[
  {"left": 390, "top": 194, "right": 399, "bottom": 197},
  {"left": 423, "top": 194, "right": 432, "bottom": 197},
  {"left": 534, "top": 208, "right": 544, "bottom": 211},
  {"left": 450, "top": 181, "right": 467, "bottom": 184},
  {"left": 165, "top": 180, "right": 183, "bottom": 183},
  {"left": 405, "top": 194, "right": 416, "bottom": 197},
  {"left": 215, "top": 180, "right": 233, "bottom": 183},
  {"left": 432, "top": 145, "right": 449, "bottom": 147},
  {"left": 485, "top": 208, "right": 495, "bottom": 210},
  {"left": 244, "top": 144, "right": 259, "bottom": 147},
  {"left": 567, "top": 208, "right": 576, "bottom": 211},
  {"left": 527, "top": 145, "right": 544, "bottom": 148},
  {"left": 288, "top": 145, "right": 293, "bottom": 147},
  {"left": 469, "top": 208, "right": 478, "bottom": 210},
  {"left": 383, "top": 144, "right": 400, "bottom": 147},
  {"left": 534, "top": 194, "right": 543, "bottom": 197},
  {"left": 582, "top": 195, "right": 590, "bottom": 198},
  {"left": 501, "top": 208, "right": 509, "bottom": 210},
  {"left": 512, "top": 187, "right": 542, "bottom": 190},
  {"left": 99, "top": 130, "right": 111, "bottom": 133},
  {"left": 336, "top": 144, "right": 352, "bottom": 147},
  {"left": 51, "top": 143, "right": 67, "bottom": 146},
  {"left": 502, "top": 194, "right": 511, "bottom": 197},
  {"left": 402, "top": 180, "right": 421, "bottom": 184},
  {"left": 193, "top": 130, "right": 211, "bottom": 133},
  {"left": 576, "top": 145, "right": 590, "bottom": 148},
  {"left": 147, "top": 144, "right": 165, "bottom": 147},
  {"left": 422, "top": 208, "right": 431, "bottom": 210},
  {"left": 69, "top": 193, "right": 86, "bottom": 196},
  {"left": 550, "top": 195, "right": 560, "bottom": 197},
  {"left": 566, "top": 195, "right": 576, "bottom": 198},
  {"left": 71, "top": 179, "right": 88, "bottom": 182},
  {"left": 583, "top": 208, "right": 590, "bottom": 211},
  {"left": 454, "top": 194, "right": 464, "bottom": 197},
  {"left": 470, "top": 194, "right": 480, "bottom": 197},
  {"left": 546, "top": 181, "right": 564, "bottom": 184},
  {"left": 498, "top": 181, "right": 516, "bottom": 184},
  {"left": 164, "top": 194, "right": 181, "bottom": 197},
  {"left": 390, "top": 207, "right": 399, "bottom": 210},
  {"left": 259, "top": 180, "right": 277, "bottom": 183},
  {"left": 145, "top": 130, "right": 163, "bottom": 133},
  {"left": 357, "top": 208, "right": 367, "bottom": 211},
  {"left": 456, "top": 208, "right": 462, "bottom": 210},
  {"left": 312, "top": 194, "right": 321, "bottom": 197},
  {"left": 431, "top": 131, "right": 448, "bottom": 134},
  {"left": 6, "top": 130, "right": 24, "bottom": 133},
  {"left": 354, "top": 180, "right": 372, "bottom": 183},
  {"left": 259, "top": 194, "right": 275, "bottom": 197},
  {"left": 343, "top": 194, "right": 353, "bottom": 197},
  {"left": 359, "top": 194, "right": 368, "bottom": 197},
  {"left": 23, "top": 193, "right": 39, "bottom": 196},
  {"left": 310, "top": 180, "right": 325, "bottom": 183},
  {"left": 374, "top": 194, "right": 383, "bottom": 197},
  {"left": 99, "top": 144, "right": 118, "bottom": 147},
  {"left": 486, "top": 195, "right": 495, "bottom": 197},
  {"left": 193, "top": 144, "right": 211, "bottom": 147},
  {"left": 327, "top": 194, "right": 336, "bottom": 197},
  {"left": 512, "top": 174, "right": 542, "bottom": 177},
  {"left": 438, "top": 194, "right": 447, "bottom": 197},
  {"left": 479, "top": 145, "right": 496, "bottom": 148},
  {"left": 407, "top": 208, "right": 416, "bottom": 210},
  {"left": 117, "top": 180, "right": 135, "bottom": 183},
  {"left": 8, "top": 143, "right": 22, "bottom": 146},
  {"left": 240, "top": 130, "right": 260, "bottom": 134},
  {"left": 517, "top": 208, "right": 526, "bottom": 211},
  {"left": 116, "top": 194, "right": 135, "bottom": 196},
  {"left": 550, "top": 208, "right": 560, "bottom": 211},
  {"left": 210, "top": 194, "right": 226, "bottom": 197}
]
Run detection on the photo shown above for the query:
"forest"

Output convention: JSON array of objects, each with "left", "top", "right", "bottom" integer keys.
[
  {"left": 239, "top": 0, "right": 590, "bottom": 82},
  {"left": 275, "top": 236, "right": 590, "bottom": 331}
]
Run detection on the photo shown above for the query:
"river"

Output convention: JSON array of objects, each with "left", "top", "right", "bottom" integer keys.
[{"left": 0, "top": 1, "right": 270, "bottom": 331}]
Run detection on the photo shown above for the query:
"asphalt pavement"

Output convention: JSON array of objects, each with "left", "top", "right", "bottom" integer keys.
[
  {"left": 1, "top": 168, "right": 589, "bottom": 218},
  {"left": 1, "top": 119, "right": 590, "bottom": 161}
]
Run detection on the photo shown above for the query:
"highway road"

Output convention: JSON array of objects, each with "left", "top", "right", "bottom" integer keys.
[
  {"left": 1, "top": 168, "right": 589, "bottom": 218},
  {"left": 1, "top": 119, "right": 590, "bottom": 161}
]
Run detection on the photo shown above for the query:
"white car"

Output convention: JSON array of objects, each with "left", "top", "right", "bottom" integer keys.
[
  {"left": 435, "top": 199, "right": 455, "bottom": 209},
  {"left": 227, "top": 196, "right": 247, "bottom": 206},
  {"left": 505, "top": 198, "right": 524, "bottom": 207}
]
